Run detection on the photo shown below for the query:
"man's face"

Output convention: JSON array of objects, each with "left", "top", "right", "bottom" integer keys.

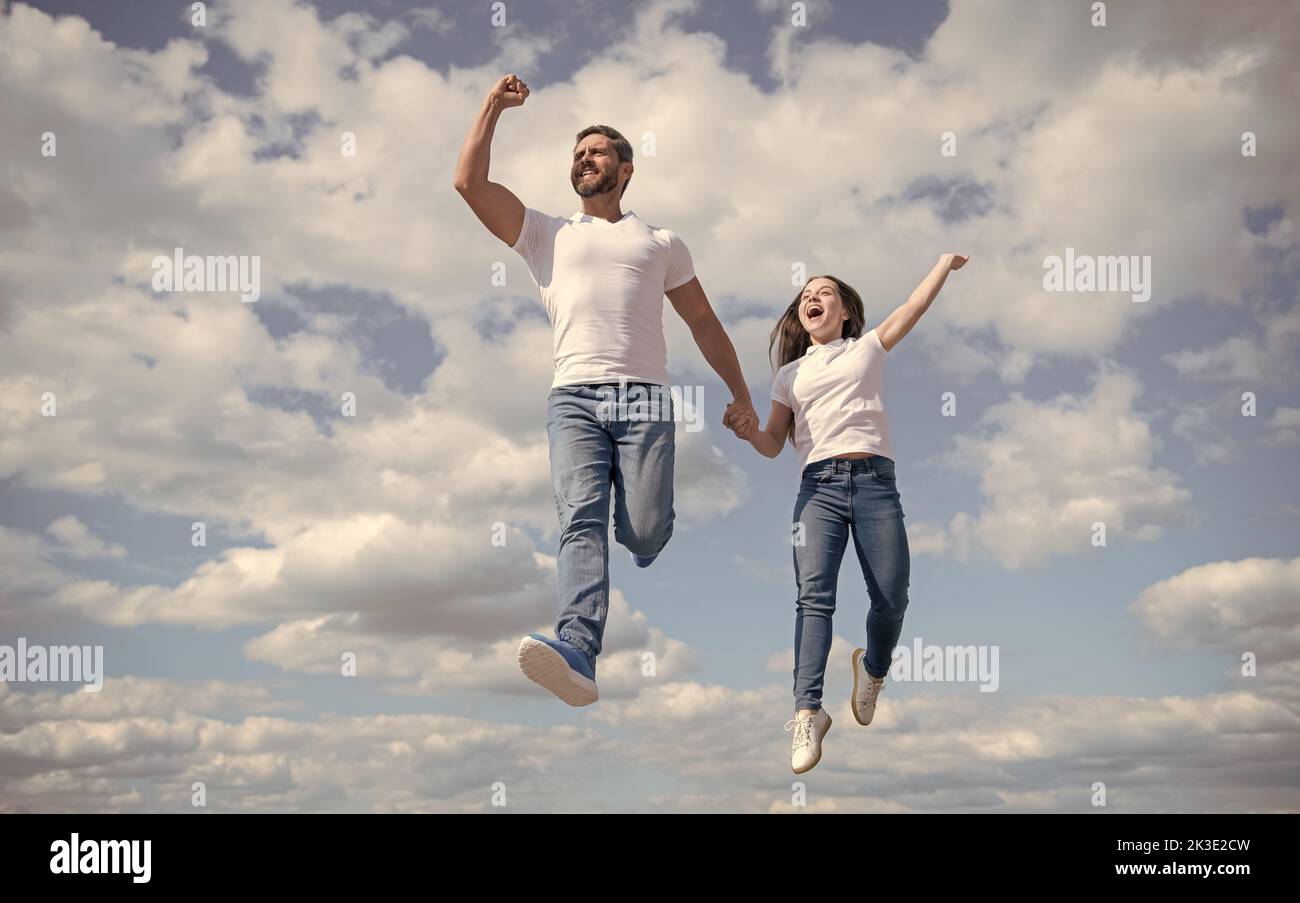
[{"left": 571, "top": 135, "right": 626, "bottom": 198}]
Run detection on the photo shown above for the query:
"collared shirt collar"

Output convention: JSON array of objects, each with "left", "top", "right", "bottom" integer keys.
[{"left": 805, "top": 337, "right": 848, "bottom": 356}]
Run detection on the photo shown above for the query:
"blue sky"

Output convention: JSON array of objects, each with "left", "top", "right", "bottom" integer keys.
[{"left": 1, "top": 0, "right": 1297, "bottom": 812}]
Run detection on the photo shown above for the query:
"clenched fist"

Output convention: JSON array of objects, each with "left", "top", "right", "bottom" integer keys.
[{"left": 489, "top": 74, "right": 530, "bottom": 109}]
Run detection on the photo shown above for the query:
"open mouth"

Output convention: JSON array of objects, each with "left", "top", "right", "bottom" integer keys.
[
  {"left": 805, "top": 303, "right": 824, "bottom": 321},
  {"left": 579, "top": 166, "right": 598, "bottom": 177}
]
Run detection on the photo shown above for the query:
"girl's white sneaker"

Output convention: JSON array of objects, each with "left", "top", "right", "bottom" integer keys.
[
  {"left": 851, "top": 648, "right": 886, "bottom": 725},
  {"left": 785, "top": 707, "right": 831, "bottom": 774}
]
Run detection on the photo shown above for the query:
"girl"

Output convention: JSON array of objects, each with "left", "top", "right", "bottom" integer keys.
[{"left": 725, "top": 255, "right": 969, "bottom": 773}]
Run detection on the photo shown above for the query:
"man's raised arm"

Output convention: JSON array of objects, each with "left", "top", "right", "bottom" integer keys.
[{"left": 453, "top": 75, "right": 531, "bottom": 247}]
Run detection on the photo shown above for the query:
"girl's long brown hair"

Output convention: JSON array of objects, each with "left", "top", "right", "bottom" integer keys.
[{"left": 767, "top": 275, "right": 867, "bottom": 445}]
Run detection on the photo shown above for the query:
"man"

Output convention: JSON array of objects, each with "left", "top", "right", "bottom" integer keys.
[{"left": 453, "top": 74, "right": 757, "bottom": 706}]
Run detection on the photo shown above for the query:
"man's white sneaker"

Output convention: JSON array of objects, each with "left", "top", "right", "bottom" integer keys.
[
  {"left": 784, "top": 707, "right": 831, "bottom": 774},
  {"left": 851, "top": 647, "right": 886, "bottom": 726}
]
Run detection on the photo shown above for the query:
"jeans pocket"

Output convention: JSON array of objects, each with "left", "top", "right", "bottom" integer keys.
[{"left": 872, "top": 459, "right": 897, "bottom": 482}]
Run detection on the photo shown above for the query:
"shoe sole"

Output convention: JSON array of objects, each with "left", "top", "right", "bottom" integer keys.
[
  {"left": 517, "top": 637, "right": 598, "bottom": 707},
  {"left": 851, "top": 647, "right": 874, "bottom": 726},
  {"left": 791, "top": 712, "right": 831, "bottom": 775}
]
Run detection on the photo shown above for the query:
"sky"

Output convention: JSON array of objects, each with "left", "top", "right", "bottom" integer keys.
[{"left": 0, "top": 0, "right": 1297, "bottom": 813}]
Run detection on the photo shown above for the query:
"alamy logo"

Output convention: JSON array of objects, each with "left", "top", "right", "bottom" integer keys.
[
  {"left": 152, "top": 246, "right": 261, "bottom": 302},
  {"left": 890, "top": 638, "right": 999, "bottom": 692},
  {"left": 1042, "top": 247, "right": 1151, "bottom": 302},
  {"left": 0, "top": 638, "right": 103, "bottom": 692},
  {"left": 50, "top": 834, "right": 151, "bottom": 884}
]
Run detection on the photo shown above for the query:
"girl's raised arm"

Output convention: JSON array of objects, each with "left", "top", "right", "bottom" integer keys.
[{"left": 876, "top": 253, "right": 969, "bottom": 352}]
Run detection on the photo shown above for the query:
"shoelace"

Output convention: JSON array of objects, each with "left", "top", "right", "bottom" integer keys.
[
  {"left": 859, "top": 677, "right": 886, "bottom": 705},
  {"left": 784, "top": 716, "right": 813, "bottom": 750}
]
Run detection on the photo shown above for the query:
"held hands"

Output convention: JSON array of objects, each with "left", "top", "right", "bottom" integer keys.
[
  {"left": 489, "top": 74, "right": 530, "bottom": 109},
  {"left": 723, "top": 399, "right": 758, "bottom": 441}
]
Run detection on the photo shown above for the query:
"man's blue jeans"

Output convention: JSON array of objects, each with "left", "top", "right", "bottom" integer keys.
[
  {"left": 792, "top": 456, "right": 911, "bottom": 711},
  {"left": 546, "top": 383, "right": 675, "bottom": 662}
]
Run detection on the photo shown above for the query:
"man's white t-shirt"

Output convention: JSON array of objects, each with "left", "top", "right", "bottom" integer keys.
[
  {"left": 510, "top": 208, "right": 695, "bottom": 388},
  {"left": 770, "top": 330, "right": 895, "bottom": 470}
]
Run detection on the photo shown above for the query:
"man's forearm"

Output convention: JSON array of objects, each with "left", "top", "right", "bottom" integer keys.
[
  {"left": 690, "top": 315, "right": 751, "bottom": 403},
  {"left": 453, "top": 96, "right": 504, "bottom": 189}
]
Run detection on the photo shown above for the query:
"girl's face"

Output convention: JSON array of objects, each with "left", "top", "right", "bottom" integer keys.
[{"left": 798, "top": 277, "right": 849, "bottom": 344}]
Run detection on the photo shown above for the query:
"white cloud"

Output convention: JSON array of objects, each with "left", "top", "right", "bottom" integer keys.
[
  {"left": 904, "top": 521, "right": 950, "bottom": 557},
  {"left": 1131, "top": 556, "right": 1300, "bottom": 661},
  {"left": 1170, "top": 404, "right": 1236, "bottom": 465},
  {"left": 1164, "top": 305, "right": 1300, "bottom": 386},
  {"left": 1266, "top": 405, "right": 1300, "bottom": 444},
  {"left": 45, "top": 515, "right": 126, "bottom": 559},
  {"left": 0, "top": 526, "right": 69, "bottom": 604},
  {"left": 0, "top": 678, "right": 616, "bottom": 813},
  {"left": 4, "top": 546, "right": 1299, "bottom": 811},
  {"left": 0, "top": 0, "right": 1279, "bottom": 573},
  {"left": 591, "top": 679, "right": 1300, "bottom": 812},
  {"left": 407, "top": 8, "right": 453, "bottom": 36},
  {"left": 66, "top": 516, "right": 550, "bottom": 630},
  {"left": 241, "top": 588, "right": 700, "bottom": 700},
  {"left": 0, "top": 677, "right": 295, "bottom": 732},
  {"left": 932, "top": 368, "right": 1192, "bottom": 569}
]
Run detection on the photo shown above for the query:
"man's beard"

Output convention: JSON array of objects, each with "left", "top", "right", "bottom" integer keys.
[{"left": 573, "top": 167, "right": 617, "bottom": 197}]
